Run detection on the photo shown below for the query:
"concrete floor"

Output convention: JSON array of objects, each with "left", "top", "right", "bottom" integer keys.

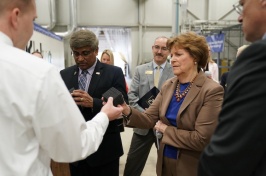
[{"left": 119, "top": 128, "right": 157, "bottom": 176}]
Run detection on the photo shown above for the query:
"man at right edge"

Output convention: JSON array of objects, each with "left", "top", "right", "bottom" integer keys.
[{"left": 198, "top": 0, "right": 266, "bottom": 175}]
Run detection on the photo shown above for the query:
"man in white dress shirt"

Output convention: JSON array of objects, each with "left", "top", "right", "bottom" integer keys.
[{"left": 0, "top": 0, "right": 123, "bottom": 176}]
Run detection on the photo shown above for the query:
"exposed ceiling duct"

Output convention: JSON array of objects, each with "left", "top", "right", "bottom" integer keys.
[
  {"left": 41, "top": 0, "right": 56, "bottom": 30},
  {"left": 54, "top": 0, "right": 77, "bottom": 38}
]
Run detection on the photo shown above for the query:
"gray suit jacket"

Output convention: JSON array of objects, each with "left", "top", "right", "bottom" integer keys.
[{"left": 128, "top": 61, "right": 174, "bottom": 135}]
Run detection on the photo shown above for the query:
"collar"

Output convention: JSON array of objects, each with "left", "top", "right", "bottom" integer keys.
[
  {"left": 0, "top": 31, "right": 13, "bottom": 47},
  {"left": 153, "top": 60, "right": 167, "bottom": 70}
]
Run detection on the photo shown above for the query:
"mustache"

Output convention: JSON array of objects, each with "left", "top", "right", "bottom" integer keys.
[{"left": 155, "top": 54, "right": 163, "bottom": 57}]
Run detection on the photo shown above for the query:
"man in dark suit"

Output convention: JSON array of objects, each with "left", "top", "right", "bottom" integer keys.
[
  {"left": 219, "top": 71, "right": 229, "bottom": 90},
  {"left": 124, "top": 36, "right": 174, "bottom": 176},
  {"left": 198, "top": 0, "right": 266, "bottom": 175},
  {"left": 60, "top": 30, "right": 128, "bottom": 176}
]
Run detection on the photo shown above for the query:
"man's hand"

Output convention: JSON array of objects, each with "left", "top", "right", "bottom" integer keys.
[
  {"left": 72, "top": 89, "right": 93, "bottom": 107},
  {"left": 101, "top": 97, "right": 123, "bottom": 121}
]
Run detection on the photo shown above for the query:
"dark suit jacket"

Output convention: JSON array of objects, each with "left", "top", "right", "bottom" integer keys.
[
  {"left": 220, "top": 71, "right": 229, "bottom": 90},
  {"left": 198, "top": 39, "right": 266, "bottom": 176},
  {"left": 60, "top": 60, "right": 128, "bottom": 167}
]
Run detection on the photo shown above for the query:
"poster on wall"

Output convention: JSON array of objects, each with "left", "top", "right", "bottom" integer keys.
[
  {"left": 27, "top": 23, "right": 65, "bottom": 71},
  {"left": 206, "top": 33, "right": 225, "bottom": 53}
]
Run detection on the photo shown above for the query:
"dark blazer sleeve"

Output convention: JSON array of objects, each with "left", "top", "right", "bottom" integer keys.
[
  {"left": 59, "top": 66, "right": 79, "bottom": 90},
  {"left": 220, "top": 71, "right": 228, "bottom": 90},
  {"left": 198, "top": 40, "right": 266, "bottom": 176}
]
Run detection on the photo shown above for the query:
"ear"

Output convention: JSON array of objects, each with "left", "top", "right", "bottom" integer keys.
[
  {"left": 94, "top": 47, "right": 99, "bottom": 55},
  {"left": 10, "top": 8, "right": 20, "bottom": 30},
  {"left": 261, "top": 0, "right": 266, "bottom": 6}
]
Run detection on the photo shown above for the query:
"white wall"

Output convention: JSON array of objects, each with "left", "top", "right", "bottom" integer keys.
[
  {"left": 187, "top": 0, "right": 239, "bottom": 20},
  {"left": 35, "top": 0, "right": 241, "bottom": 75},
  {"left": 30, "top": 29, "right": 65, "bottom": 71}
]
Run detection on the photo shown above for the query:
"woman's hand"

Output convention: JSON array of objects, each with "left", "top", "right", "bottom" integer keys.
[
  {"left": 121, "top": 102, "right": 131, "bottom": 116},
  {"left": 154, "top": 120, "right": 167, "bottom": 134}
]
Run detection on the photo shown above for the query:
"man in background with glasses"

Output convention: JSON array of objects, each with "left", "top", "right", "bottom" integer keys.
[
  {"left": 60, "top": 30, "right": 128, "bottom": 176},
  {"left": 124, "top": 36, "right": 174, "bottom": 176},
  {"left": 198, "top": 0, "right": 266, "bottom": 175}
]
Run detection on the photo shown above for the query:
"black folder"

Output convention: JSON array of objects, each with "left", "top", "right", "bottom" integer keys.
[{"left": 137, "top": 86, "right": 160, "bottom": 109}]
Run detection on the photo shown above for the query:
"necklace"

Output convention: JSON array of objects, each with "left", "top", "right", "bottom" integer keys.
[{"left": 175, "top": 75, "right": 197, "bottom": 102}]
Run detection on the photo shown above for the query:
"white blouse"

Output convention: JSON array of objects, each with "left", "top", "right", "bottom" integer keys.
[{"left": 208, "top": 62, "right": 219, "bottom": 82}]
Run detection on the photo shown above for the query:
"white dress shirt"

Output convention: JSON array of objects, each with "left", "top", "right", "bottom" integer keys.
[
  {"left": 208, "top": 62, "right": 219, "bottom": 82},
  {"left": 0, "top": 32, "right": 109, "bottom": 176}
]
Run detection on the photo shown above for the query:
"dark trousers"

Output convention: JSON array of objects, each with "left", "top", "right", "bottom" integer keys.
[
  {"left": 70, "top": 158, "right": 119, "bottom": 176},
  {"left": 123, "top": 129, "right": 156, "bottom": 176}
]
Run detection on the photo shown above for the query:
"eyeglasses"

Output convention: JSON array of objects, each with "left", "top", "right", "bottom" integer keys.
[
  {"left": 233, "top": 2, "right": 243, "bottom": 15},
  {"left": 72, "top": 50, "right": 94, "bottom": 58},
  {"left": 153, "top": 45, "right": 168, "bottom": 52}
]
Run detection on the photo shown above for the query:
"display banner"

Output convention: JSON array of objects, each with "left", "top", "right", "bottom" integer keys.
[
  {"left": 206, "top": 33, "right": 225, "bottom": 53},
  {"left": 34, "top": 23, "right": 62, "bottom": 41}
]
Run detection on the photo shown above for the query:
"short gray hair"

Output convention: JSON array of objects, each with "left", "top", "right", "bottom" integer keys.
[{"left": 70, "top": 30, "right": 99, "bottom": 50}]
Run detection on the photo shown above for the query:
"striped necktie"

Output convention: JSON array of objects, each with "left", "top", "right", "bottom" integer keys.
[
  {"left": 154, "top": 66, "right": 161, "bottom": 88},
  {"left": 79, "top": 70, "right": 88, "bottom": 91}
]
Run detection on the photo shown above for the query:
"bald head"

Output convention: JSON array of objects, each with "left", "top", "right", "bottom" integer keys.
[
  {"left": 32, "top": 51, "right": 43, "bottom": 59},
  {"left": 0, "top": 0, "right": 32, "bottom": 16},
  {"left": 238, "top": 0, "right": 266, "bottom": 42},
  {"left": 0, "top": 0, "right": 36, "bottom": 50}
]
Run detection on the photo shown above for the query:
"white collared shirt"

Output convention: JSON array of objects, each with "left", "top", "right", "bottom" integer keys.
[
  {"left": 78, "top": 59, "right": 97, "bottom": 91},
  {"left": 153, "top": 60, "right": 167, "bottom": 77},
  {"left": 0, "top": 32, "right": 109, "bottom": 176}
]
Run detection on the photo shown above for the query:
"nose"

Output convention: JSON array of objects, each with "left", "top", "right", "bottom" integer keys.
[
  {"left": 76, "top": 55, "right": 85, "bottom": 61},
  {"left": 157, "top": 48, "right": 162, "bottom": 53},
  {"left": 170, "top": 57, "right": 175, "bottom": 64},
  {"left": 238, "top": 15, "right": 243, "bottom": 23}
]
